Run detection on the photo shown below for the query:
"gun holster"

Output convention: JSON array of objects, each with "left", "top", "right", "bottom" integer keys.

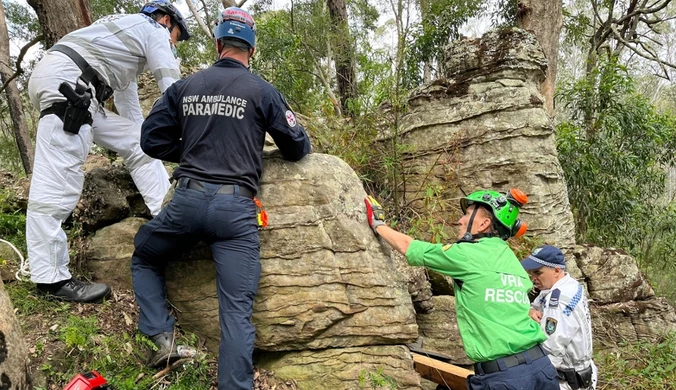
[
  {"left": 557, "top": 365, "right": 593, "bottom": 390},
  {"left": 57, "top": 81, "right": 93, "bottom": 134}
]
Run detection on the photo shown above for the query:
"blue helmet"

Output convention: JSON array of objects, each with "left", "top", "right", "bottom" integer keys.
[
  {"left": 140, "top": 0, "right": 190, "bottom": 41},
  {"left": 213, "top": 7, "right": 256, "bottom": 48}
]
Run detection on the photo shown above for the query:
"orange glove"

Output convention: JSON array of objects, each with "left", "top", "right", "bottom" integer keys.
[{"left": 364, "top": 196, "right": 386, "bottom": 235}]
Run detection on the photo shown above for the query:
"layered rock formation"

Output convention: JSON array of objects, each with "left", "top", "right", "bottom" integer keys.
[
  {"left": 85, "top": 153, "right": 421, "bottom": 389},
  {"left": 383, "top": 28, "right": 575, "bottom": 248},
  {"left": 565, "top": 246, "right": 676, "bottom": 353}
]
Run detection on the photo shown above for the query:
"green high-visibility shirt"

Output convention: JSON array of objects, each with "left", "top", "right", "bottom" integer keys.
[{"left": 406, "top": 237, "right": 547, "bottom": 362}]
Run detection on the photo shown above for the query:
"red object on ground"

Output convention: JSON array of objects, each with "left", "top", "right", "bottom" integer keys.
[{"left": 63, "top": 371, "right": 111, "bottom": 390}]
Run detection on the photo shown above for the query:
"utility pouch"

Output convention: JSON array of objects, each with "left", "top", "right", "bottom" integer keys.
[
  {"left": 576, "top": 365, "right": 593, "bottom": 388},
  {"left": 58, "top": 82, "right": 93, "bottom": 134},
  {"left": 557, "top": 368, "right": 581, "bottom": 390}
]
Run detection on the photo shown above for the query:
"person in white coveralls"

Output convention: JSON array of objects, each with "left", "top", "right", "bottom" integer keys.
[
  {"left": 25, "top": 0, "right": 189, "bottom": 303},
  {"left": 521, "top": 245, "right": 598, "bottom": 390}
]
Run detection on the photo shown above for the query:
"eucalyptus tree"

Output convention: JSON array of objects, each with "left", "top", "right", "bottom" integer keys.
[
  {"left": 27, "top": 0, "right": 92, "bottom": 48},
  {"left": 328, "top": 0, "right": 358, "bottom": 115},
  {"left": 0, "top": 0, "right": 34, "bottom": 174},
  {"left": 516, "top": 0, "right": 563, "bottom": 116}
]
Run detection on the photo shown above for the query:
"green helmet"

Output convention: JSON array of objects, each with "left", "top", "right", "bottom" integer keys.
[{"left": 459, "top": 189, "right": 528, "bottom": 240}]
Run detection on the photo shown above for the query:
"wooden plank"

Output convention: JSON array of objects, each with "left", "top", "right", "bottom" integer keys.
[{"left": 411, "top": 352, "right": 473, "bottom": 390}]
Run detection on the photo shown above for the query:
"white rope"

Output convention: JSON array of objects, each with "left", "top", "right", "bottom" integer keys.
[{"left": 0, "top": 238, "right": 30, "bottom": 281}]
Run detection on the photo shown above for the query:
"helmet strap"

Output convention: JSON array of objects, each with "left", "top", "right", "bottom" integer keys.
[
  {"left": 457, "top": 205, "right": 498, "bottom": 243},
  {"left": 459, "top": 206, "right": 479, "bottom": 242}
]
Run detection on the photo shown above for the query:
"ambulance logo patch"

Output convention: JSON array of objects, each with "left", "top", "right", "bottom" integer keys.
[
  {"left": 545, "top": 317, "right": 558, "bottom": 335},
  {"left": 285, "top": 110, "right": 297, "bottom": 127}
]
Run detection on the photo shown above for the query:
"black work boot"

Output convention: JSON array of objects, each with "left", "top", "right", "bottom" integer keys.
[
  {"left": 148, "top": 332, "right": 182, "bottom": 368},
  {"left": 36, "top": 278, "right": 111, "bottom": 303}
]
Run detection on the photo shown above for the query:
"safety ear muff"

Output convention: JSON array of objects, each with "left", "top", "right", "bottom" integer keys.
[{"left": 512, "top": 219, "right": 527, "bottom": 238}]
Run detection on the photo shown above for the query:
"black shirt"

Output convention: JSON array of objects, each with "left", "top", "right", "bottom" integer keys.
[{"left": 141, "top": 57, "right": 311, "bottom": 193}]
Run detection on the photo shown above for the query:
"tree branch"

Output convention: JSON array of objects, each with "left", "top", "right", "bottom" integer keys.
[
  {"left": 615, "top": 0, "right": 671, "bottom": 25},
  {"left": 199, "top": 0, "right": 212, "bottom": 27},
  {"left": 185, "top": 0, "right": 212, "bottom": 38},
  {"left": 0, "top": 34, "right": 43, "bottom": 95},
  {"left": 610, "top": 25, "right": 676, "bottom": 78}
]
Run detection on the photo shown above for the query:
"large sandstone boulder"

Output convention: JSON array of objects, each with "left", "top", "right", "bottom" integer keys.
[
  {"left": 570, "top": 246, "right": 654, "bottom": 304},
  {"left": 256, "top": 345, "right": 421, "bottom": 390},
  {"left": 165, "top": 153, "right": 418, "bottom": 352},
  {"left": 0, "top": 280, "right": 31, "bottom": 389},
  {"left": 591, "top": 298, "right": 676, "bottom": 353},
  {"left": 87, "top": 217, "right": 147, "bottom": 289},
  {"left": 562, "top": 245, "right": 675, "bottom": 353},
  {"left": 383, "top": 28, "right": 575, "bottom": 248},
  {"left": 85, "top": 153, "right": 421, "bottom": 388}
]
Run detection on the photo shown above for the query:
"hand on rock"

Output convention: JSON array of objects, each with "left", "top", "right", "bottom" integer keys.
[{"left": 365, "top": 195, "right": 386, "bottom": 235}]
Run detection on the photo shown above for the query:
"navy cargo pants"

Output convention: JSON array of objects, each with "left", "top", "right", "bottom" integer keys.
[
  {"left": 465, "top": 350, "right": 559, "bottom": 390},
  {"left": 131, "top": 179, "right": 260, "bottom": 390}
]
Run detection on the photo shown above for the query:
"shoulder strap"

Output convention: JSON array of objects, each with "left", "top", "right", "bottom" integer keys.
[
  {"left": 50, "top": 44, "right": 98, "bottom": 85},
  {"left": 548, "top": 288, "right": 561, "bottom": 308}
]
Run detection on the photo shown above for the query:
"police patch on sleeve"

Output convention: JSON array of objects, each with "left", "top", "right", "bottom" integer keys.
[
  {"left": 545, "top": 317, "right": 558, "bottom": 335},
  {"left": 285, "top": 110, "right": 297, "bottom": 127}
]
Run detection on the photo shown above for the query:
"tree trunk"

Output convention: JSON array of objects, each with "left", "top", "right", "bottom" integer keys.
[
  {"left": 327, "top": 0, "right": 357, "bottom": 116},
  {"left": 418, "top": 0, "right": 432, "bottom": 83},
  {"left": 516, "top": 0, "right": 563, "bottom": 117},
  {"left": 27, "top": 0, "right": 92, "bottom": 48},
  {"left": 0, "top": 1, "right": 34, "bottom": 174},
  {"left": 0, "top": 280, "right": 31, "bottom": 389}
]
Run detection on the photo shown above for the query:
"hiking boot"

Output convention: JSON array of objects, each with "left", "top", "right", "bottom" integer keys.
[
  {"left": 36, "top": 278, "right": 111, "bottom": 303},
  {"left": 148, "top": 332, "right": 182, "bottom": 368}
]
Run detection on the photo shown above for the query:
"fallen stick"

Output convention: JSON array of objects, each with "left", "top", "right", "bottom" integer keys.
[{"left": 152, "top": 358, "right": 192, "bottom": 380}]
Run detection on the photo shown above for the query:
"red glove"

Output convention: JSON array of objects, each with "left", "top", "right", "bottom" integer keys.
[{"left": 365, "top": 196, "right": 386, "bottom": 235}]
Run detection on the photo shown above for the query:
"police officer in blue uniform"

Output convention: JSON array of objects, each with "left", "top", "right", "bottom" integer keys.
[{"left": 130, "top": 7, "right": 311, "bottom": 389}]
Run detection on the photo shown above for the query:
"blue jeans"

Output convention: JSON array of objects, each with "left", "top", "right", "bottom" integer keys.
[
  {"left": 131, "top": 180, "right": 260, "bottom": 390},
  {"left": 467, "top": 354, "right": 559, "bottom": 390}
]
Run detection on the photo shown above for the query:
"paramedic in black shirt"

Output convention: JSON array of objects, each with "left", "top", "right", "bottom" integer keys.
[{"left": 130, "top": 7, "right": 311, "bottom": 389}]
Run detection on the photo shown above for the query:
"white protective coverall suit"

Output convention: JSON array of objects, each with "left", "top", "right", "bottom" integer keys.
[
  {"left": 26, "top": 13, "right": 180, "bottom": 284},
  {"left": 532, "top": 274, "right": 598, "bottom": 390}
]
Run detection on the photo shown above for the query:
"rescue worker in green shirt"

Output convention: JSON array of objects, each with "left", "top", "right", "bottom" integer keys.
[{"left": 364, "top": 189, "right": 559, "bottom": 390}]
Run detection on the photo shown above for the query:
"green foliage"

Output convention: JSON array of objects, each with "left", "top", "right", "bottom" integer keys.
[
  {"left": 489, "top": 0, "right": 517, "bottom": 27},
  {"left": 508, "top": 235, "right": 544, "bottom": 262},
  {"left": 0, "top": 190, "right": 27, "bottom": 255},
  {"left": 251, "top": 6, "right": 327, "bottom": 113},
  {"left": 403, "top": 0, "right": 482, "bottom": 88},
  {"left": 6, "top": 281, "right": 69, "bottom": 315},
  {"left": 2, "top": 0, "right": 40, "bottom": 41},
  {"left": 596, "top": 332, "right": 676, "bottom": 389},
  {"left": 60, "top": 315, "right": 100, "bottom": 349},
  {"left": 556, "top": 59, "right": 676, "bottom": 272},
  {"left": 0, "top": 121, "right": 30, "bottom": 177},
  {"left": 358, "top": 367, "right": 398, "bottom": 389},
  {"left": 90, "top": 0, "right": 144, "bottom": 20}
]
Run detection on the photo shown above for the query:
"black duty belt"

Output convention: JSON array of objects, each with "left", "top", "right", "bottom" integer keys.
[
  {"left": 474, "top": 344, "right": 545, "bottom": 375},
  {"left": 179, "top": 178, "right": 254, "bottom": 199},
  {"left": 49, "top": 44, "right": 114, "bottom": 103},
  {"left": 39, "top": 101, "right": 93, "bottom": 126}
]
